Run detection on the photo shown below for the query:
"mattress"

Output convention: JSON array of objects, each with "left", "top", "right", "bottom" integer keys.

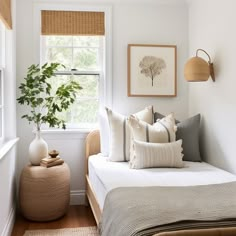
[{"left": 88, "top": 154, "right": 236, "bottom": 209}]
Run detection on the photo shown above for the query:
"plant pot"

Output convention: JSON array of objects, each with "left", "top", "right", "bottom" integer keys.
[{"left": 29, "top": 130, "right": 48, "bottom": 165}]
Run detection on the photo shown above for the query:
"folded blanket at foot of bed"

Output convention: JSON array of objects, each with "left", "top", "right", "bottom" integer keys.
[{"left": 100, "top": 181, "right": 236, "bottom": 236}]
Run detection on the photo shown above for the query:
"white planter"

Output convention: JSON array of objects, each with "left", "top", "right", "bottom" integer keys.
[{"left": 29, "top": 130, "right": 48, "bottom": 165}]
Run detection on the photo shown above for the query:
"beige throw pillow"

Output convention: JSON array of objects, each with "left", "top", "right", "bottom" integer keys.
[
  {"left": 130, "top": 140, "right": 184, "bottom": 169},
  {"left": 128, "top": 113, "right": 177, "bottom": 164},
  {"left": 128, "top": 113, "right": 176, "bottom": 143},
  {"left": 106, "top": 106, "right": 153, "bottom": 162}
]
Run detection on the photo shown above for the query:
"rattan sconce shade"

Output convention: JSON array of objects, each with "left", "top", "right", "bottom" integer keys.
[
  {"left": 41, "top": 10, "right": 105, "bottom": 36},
  {"left": 184, "top": 49, "right": 215, "bottom": 82},
  {"left": 184, "top": 57, "right": 210, "bottom": 82},
  {"left": 0, "top": 0, "right": 12, "bottom": 29}
]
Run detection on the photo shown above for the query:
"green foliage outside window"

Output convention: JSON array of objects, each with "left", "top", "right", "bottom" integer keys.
[{"left": 43, "top": 35, "right": 101, "bottom": 128}]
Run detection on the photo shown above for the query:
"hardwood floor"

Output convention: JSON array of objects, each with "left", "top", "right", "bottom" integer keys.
[{"left": 11, "top": 205, "right": 97, "bottom": 236}]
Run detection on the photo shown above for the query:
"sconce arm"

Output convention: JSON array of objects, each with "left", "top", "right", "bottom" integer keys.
[
  {"left": 196, "top": 48, "right": 215, "bottom": 81},
  {"left": 196, "top": 49, "right": 212, "bottom": 63}
]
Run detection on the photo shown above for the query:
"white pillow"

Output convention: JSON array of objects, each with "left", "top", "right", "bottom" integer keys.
[
  {"left": 153, "top": 113, "right": 177, "bottom": 142},
  {"left": 99, "top": 108, "right": 110, "bottom": 156},
  {"left": 128, "top": 113, "right": 176, "bottom": 143},
  {"left": 105, "top": 106, "right": 153, "bottom": 162},
  {"left": 128, "top": 113, "right": 177, "bottom": 163},
  {"left": 130, "top": 140, "right": 184, "bottom": 169}
]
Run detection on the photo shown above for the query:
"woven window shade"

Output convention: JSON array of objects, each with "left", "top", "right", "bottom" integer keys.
[
  {"left": 0, "top": 0, "right": 12, "bottom": 29},
  {"left": 41, "top": 10, "right": 105, "bottom": 36}
]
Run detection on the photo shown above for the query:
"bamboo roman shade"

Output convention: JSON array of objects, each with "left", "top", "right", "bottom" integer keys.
[
  {"left": 0, "top": 0, "right": 12, "bottom": 29},
  {"left": 41, "top": 10, "right": 105, "bottom": 36}
]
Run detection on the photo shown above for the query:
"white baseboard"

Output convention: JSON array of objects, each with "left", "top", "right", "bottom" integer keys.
[
  {"left": 1, "top": 205, "right": 15, "bottom": 236},
  {"left": 70, "top": 190, "right": 87, "bottom": 205},
  {"left": 0, "top": 192, "right": 86, "bottom": 236},
  {"left": 0, "top": 192, "right": 85, "bottom": 236}
]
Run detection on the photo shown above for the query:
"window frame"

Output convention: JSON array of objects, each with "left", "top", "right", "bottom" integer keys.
[
  {"left": 0, "top": 21, "right": 5, "bottom": 145},
  {"left": 33, "top": 3, "right": 113, "bottom": 132},
  {"left": 0, "top": 68, "right": 4, "bottom": 143},
  {"left": 40, "top": 35, "right": 104, "bottom": 129}
]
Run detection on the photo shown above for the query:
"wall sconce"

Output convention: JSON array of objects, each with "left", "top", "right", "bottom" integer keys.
[{"left": 184, "top": 49, "right": 215, "bottom": 82}]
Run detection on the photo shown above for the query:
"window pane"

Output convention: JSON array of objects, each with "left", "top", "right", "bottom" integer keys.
[
  {"left": 0, "top": 22, "right": 5, "bottom": 67},
  {"left": 73, "top": 36, "right": 100, "bottom": 47},
  {"left": 48, "top": 74, "right": 99, "bottom": 128},
  {"left": 73, "top": 48, "right": 99, "bottom": 71},
  {"left": 73, "top": 75, "right": 98, "bottom": 97},
  {"left": 0, "top": 71, "right": 2, "bottom": 105},
  {"left": 72, "top": 99, "right": 99, "bottom": 124},
  {"left": 45, "top": 36, "right": 72, "bottom": 47},
  {"left": 48, "top": 74, "right": 70, "bottom": 94},
  {"left": 46, "top": 47, "right": 72, "bottom": 70},
  {"left": 0, "top": 25, "right": 2, "bottom": 66},
  {"left": 49, "top": 74, "right": 98, "bottom": 98},
  {"left": 57, "top": 99, "right": 99, "bottom": 128},
  {"left": 41, "top": 34, "right": 103, "bottom": 129},
  {"left": 0, "top": 109, "right": 2, "bottom": 137}
]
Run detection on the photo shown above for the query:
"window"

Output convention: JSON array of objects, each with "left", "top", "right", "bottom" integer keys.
[
  {"left": 41, "top": 35, "right": 104, "bottom": 129},
  {"left": 0, "top": 69, "right": 3, "bottom": 139},
  {"left": 0, "top": 21, "right": 5, "bottom": 142},
  {"left": 39, "top": 10, "right": 107, "bottom": 129}
]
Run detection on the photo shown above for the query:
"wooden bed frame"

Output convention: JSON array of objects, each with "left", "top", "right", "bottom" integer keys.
[
  {"left": 85, "top": 130, "right": 102, "bottom": 225},
  {"left": 85, "top": 130, "right": 236, "bottom": 236}
]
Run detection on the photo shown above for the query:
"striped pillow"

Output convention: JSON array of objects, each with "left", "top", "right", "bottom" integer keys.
[
  {"left": 128, "top": 113, "right": 177, "bottom": 164},
  {"left": 130, "top": 140, "right": 184, "bottom": 169},
  {"left": 106, "top": 106, "right": 153, "bottom": 162},
  {"left": 128, "top": 113, "right": 176, "bottom": 143}
]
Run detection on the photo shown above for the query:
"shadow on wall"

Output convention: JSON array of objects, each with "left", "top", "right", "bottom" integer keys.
[{"left": 199, "top": 116, "right": 231, "bottom": 172}]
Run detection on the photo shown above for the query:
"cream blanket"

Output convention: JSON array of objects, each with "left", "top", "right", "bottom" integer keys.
[{"left": 100, "top": 182, "right": 236, "bottom": 236}]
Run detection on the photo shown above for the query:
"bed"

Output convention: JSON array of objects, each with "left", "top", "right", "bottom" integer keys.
[{"left": 85, "top": 130, "right": 236, "bottom": 236}]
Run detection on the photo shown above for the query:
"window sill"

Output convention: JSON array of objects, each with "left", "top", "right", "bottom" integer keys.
[
  {"left": 41, "top": 128, "right": 94, "bottom": 134},
  {"left": 41, "top": 128, "right": 97, "bottom": 139},
  {"left": 0, "top": 138, "right": 20, "bottom": 161}
]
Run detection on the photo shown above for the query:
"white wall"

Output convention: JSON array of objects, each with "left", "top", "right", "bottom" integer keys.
[
  {"left": 112, "top": 1, "right": 189, "bottom": 118},
  {"left": 16, "top": 0, "right": 189, "bottom": 204},
  {"left": 188, "top": 0, "right": 236, "bottom": 173}
]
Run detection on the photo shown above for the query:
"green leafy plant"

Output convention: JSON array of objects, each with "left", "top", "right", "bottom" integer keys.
[{"left": 17, "top": 63, "right": 82, "bottom": 130}]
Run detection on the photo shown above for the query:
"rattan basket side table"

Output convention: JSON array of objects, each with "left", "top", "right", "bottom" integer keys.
[{"left": 19, "top": 163, "right": 70, "bottom": 221}]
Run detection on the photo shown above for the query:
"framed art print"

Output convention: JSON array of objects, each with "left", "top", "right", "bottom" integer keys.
[{"left": 127, "top": 44, "right": 177, "bottom": 97}]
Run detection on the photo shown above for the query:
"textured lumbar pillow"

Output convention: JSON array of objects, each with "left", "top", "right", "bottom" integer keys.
[
  {"left": 105, "top": 106, "right": 153, "bottom": 161},
  {"left": 130, "top": 139, "right": 184, "bottom": 169},
  {"left": 154, "top": 112, "right": 201, "bottom": 162}
]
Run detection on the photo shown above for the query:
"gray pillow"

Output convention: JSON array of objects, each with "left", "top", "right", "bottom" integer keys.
[{"left": 154, "top": 112, "right": 201, "bottom": 162}]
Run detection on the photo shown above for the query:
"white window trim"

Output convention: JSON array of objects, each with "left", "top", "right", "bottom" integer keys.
[
  {"left": 0, "top": 137, "right": 19, "bottom": 161},
  {"left": 0, "top": 21, "right": 5, "bottom": 146},
  {"left": 0, "top": 12, "right": 18, "bottom": 153},
  {"left": 0, "top": 67, "right": 4, "bottom": 145},
  {"left": 33, "top": 3, "right": 113, "bottom": 116},
  {"left": 0, "top": 21, "right": 5, "bottom": 67}
]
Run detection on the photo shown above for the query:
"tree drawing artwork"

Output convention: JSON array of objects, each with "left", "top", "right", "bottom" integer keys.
[{"left": 139, "top": 56, "right": 166, "bottom": 86}]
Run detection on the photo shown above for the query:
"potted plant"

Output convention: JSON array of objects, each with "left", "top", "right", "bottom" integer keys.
[{"left": 17, "top": 63, "right": 82, "bottom": 165}]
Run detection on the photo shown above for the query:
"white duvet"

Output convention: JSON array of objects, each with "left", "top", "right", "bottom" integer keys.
[{"left": 88, "top": 154, "right": 236, "bottom": 209}]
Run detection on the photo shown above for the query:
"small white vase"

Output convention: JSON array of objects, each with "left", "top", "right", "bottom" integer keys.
[{"left": 29, "top": 130, "right": 48, "bottom": 165}]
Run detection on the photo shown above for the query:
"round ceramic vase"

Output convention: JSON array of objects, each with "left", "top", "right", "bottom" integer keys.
[{"left": 29, "top": 130, "right": 48, "bottom": 165}]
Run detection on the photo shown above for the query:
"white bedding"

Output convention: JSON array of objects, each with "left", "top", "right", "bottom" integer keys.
[{"left": 88, "top": 154, "right": 236, "bottom": 209}]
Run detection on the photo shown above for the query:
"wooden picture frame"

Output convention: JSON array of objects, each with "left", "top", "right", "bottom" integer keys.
[{"left": 127, "top": 44, "right": 177, "bottom": 97}]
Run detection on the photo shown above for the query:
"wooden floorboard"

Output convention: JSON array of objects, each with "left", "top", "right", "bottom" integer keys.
[{"left": 11, "top": 205, "right": 96, "bottom": 236}]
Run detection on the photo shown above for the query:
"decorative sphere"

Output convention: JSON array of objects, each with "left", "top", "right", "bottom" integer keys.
[{"left": 184, "top": 57, "right": 210, "bottom": 82}]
